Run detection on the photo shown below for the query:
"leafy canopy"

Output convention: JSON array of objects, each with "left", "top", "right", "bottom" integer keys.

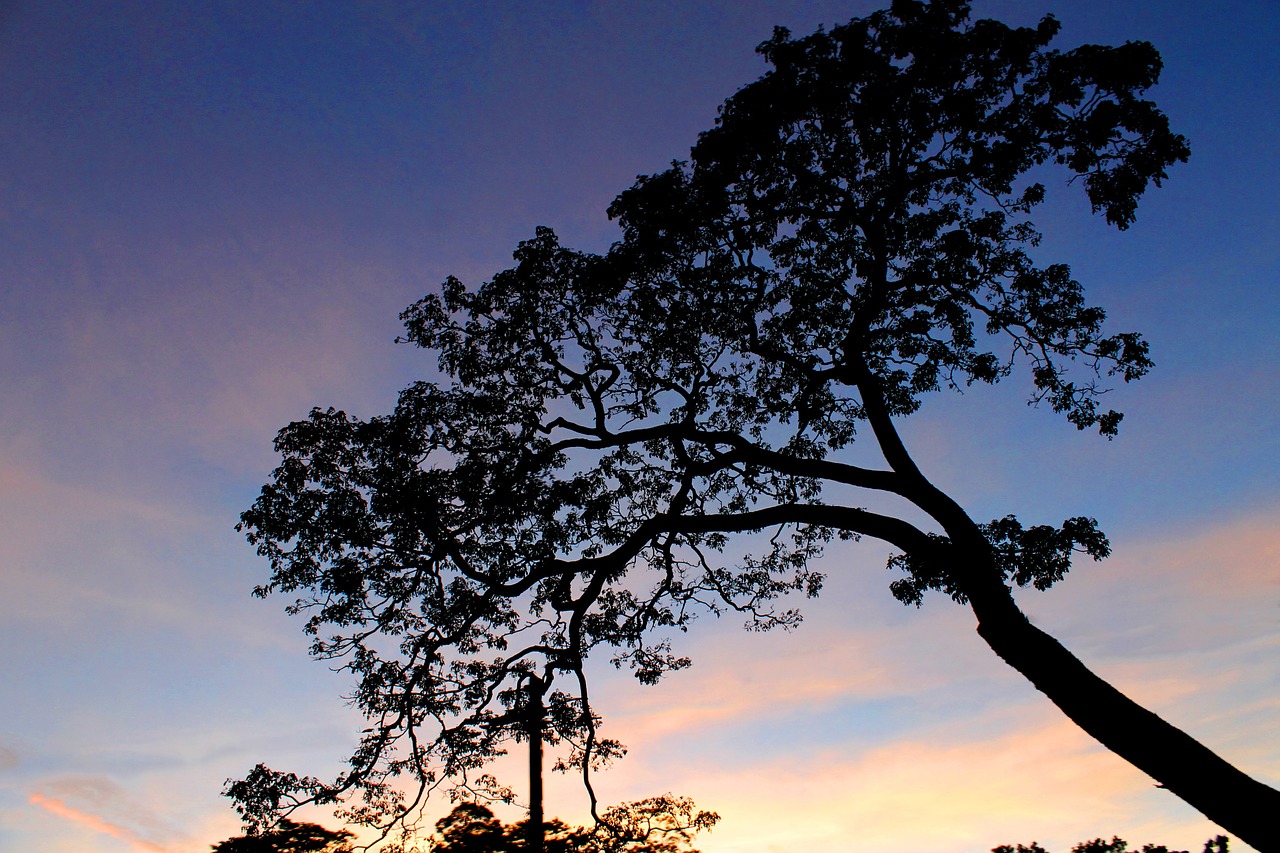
[
  {"left": 428, "top": 798, "right": 717, "bottom": 853},
  {"left": 232, "top": 0, "right": 1187, "bottom": 836},
  {"left": 993, "top": 836, "right": 1229, "bottom": 853},
  {"left": 210, "top": 819, "right": 354, "bottom": 853}
]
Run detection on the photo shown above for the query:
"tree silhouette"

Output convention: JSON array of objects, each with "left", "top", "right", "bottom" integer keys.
[
  {"left": 231, "top": 0, "right": 1277, "bottom": 848},
  {"left": 428, "top": 799, "right": 716, "bottom": 853},
  {"left": 211, "top": 819, "right": 354, "bottom": 853},
  {"left": 993, "top": 836, "right": 1229, "bottom": 853}
]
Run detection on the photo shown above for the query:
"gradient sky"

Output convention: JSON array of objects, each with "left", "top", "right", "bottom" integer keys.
[{"left": 1, "top": 2, "right": 1277, "bottom": 852}]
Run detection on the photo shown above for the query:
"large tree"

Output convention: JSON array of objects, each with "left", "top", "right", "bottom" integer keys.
[{"left": 232, "top": 1, "right": 1278, "bottom": 849}]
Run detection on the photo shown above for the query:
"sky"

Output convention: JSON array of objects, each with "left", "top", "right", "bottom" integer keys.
[{"left": 0, "top": 1, "right": 1277, "bottom": 851}]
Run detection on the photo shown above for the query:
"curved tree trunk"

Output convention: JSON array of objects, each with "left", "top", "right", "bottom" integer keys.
[
  {"left": 965, "top": 579, "right": 1280, "bottom": 851},
  {"left": 854, "top": 361, "right": 1280, "bottom": 849}
]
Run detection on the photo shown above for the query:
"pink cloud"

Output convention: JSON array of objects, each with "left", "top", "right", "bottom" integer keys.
[
  {"left": 579, "top": 710, "right": 1241, "bottom": 853},
  {"left": 548, "top": 514, "right": 1279, "bottom": 853},
  {"left": 30, "top": 787, "right": 176, "bottom": 853},
  {"left": 603, "top": 629, "right": 909, "bottom": 741}
]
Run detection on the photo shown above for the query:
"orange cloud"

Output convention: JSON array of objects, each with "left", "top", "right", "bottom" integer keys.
[
  {"left": 610, "top": 712, "right": 1240, "bottom": 853},
  {"left": 549, "top": 514, "right": 1280, "bottom": 853},
  {"left": 604, "top": 630, "right": 905, "bottom": 740},
  {"left": 29, "top": 791, "right": 172, "bottom": 853}
]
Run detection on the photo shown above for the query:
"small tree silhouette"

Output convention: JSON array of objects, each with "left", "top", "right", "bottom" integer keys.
[
  {"left": 211, "top": 818, "right": 354, "bottom": 853},
  {"left": 993, "top": 835, "right": 1229, "bottom": 853},
  {"left": 428, "top": 798, "right": 717, "bottom": 853}
]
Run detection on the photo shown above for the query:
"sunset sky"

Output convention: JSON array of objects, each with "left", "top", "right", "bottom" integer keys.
[{"left": 1, "top": 2, "right": 1277, "bottom": 852}]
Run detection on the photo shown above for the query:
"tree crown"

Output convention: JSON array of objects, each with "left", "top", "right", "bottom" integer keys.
[{"left": 233, "top": 0, "right": 1187, "bottom": 836}]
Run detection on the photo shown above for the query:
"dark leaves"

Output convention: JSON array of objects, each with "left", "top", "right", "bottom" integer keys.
[
  {"left": 234, "top": 0, "right": 1182, "bottom": 836},
  {"left": 992, "top": 835, "right": 1229, "bottom": 853},
  {"left": 887, "top": 515, "right": 1110, "bottom": 605}
]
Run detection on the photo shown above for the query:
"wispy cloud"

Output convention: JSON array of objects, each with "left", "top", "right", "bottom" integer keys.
[
  {"left": 677, "top": 711, "right": 1232, "bottom": 853},
  {"left": 543, "top": 513, "right": 1279, "bottom": 853},
  {"left": 29, "top": 777, "right": 182, "bottom": 853}
]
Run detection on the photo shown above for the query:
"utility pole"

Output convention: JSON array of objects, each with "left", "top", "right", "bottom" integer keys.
[{"left": 525, "top": 674, "right": 546, "bottom": 853}]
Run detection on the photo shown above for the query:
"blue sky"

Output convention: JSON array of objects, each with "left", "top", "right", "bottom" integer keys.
[{"left": 0, "top": 2, "right": 1276, "bottom": 851}]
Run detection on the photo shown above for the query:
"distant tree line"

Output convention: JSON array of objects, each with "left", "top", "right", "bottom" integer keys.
[
  {"left": 210, "top": 813, "right": 1230, "bottom": 853},
  {"left": 210, "top": 796, "right": 716, "bottom": 852},
  {"left": 995, "top": 837, "right": 1229, "bottom": 853}
]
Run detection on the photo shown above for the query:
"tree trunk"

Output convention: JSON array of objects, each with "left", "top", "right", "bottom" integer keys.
[
  {"left": 855, "top": 364, "right": 1280, "bottom": 848},
  {"left": 526, "top": 675, "right": 545, "bottom": 853},
  {"left": 965, "top": 577, "right": 1280, "bottom": 851}
]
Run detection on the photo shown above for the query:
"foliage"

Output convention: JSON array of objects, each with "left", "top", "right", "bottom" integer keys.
[
  {"left": 992, "top": 836, "right": 1229, "bottom": 853},
  {"left": 227, "top": 1, "right": 1280, "bottom": 849},
  {"left": 211, "top": 819, "right": 354, "bottom": 853},
  {"left": 428, "top": 797, "right": 717, "bottom": 852}
]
